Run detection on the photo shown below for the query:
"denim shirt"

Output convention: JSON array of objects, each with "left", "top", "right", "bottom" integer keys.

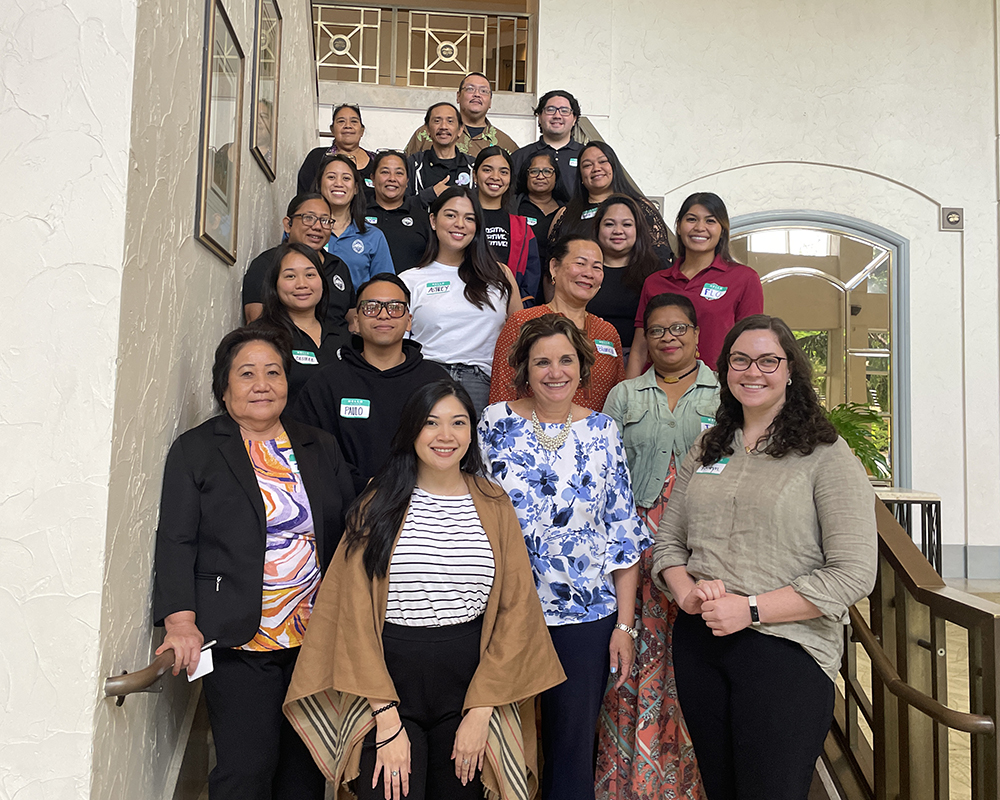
[{"left": 602, "top": 361, "right": 720, "bottom": 508}]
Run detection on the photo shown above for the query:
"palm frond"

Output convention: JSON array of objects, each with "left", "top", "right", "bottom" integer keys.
[{"left": 826, "top": 402, "right": 890, "bottom": 479}]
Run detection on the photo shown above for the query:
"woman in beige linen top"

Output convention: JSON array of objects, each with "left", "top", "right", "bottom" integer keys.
[{"left": 654, "top": 314, "right": 877, "bottom": 800}]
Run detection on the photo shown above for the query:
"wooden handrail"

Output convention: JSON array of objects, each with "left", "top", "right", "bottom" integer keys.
[
  {"left": 848, "top": 606, "right": 994, "bottom": 735},
  {"left": 104, "top": 649, "right": 175, "bottom": 706}
]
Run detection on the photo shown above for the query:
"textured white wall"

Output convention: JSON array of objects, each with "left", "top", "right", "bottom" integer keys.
[
  {"left": 0, "top": 0, "right": 137, "bottom": 795},
  {"left": 538, "top": 0, "right": 1000, "bottom": 554}
]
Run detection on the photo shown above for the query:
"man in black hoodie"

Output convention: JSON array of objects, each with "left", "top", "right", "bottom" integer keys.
[{"left": 292, "top": 273, "right": 448, "bottom": 491}]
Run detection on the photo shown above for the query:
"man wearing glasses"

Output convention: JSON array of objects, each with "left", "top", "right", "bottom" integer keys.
[
  {"left": 291, "top": 273, "right": 448, "bottom": 491},
  {"left": 512, "top": 90, "right": 584, "bottom": 200},
  {"left": 404, "top": 72, "right": 518, "bottom": 158}
]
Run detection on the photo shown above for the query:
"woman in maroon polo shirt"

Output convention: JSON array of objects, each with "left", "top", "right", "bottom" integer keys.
[{"left": 626, "top": 193, "right": 762, "bottom": 377}]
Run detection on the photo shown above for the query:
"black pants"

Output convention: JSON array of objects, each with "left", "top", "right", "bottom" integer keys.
[
  {"left": 540, "top": 614, "right": 616, "bottom": 800},
  {"left": 356, "top": 617, "right": 485, "bottom": 800},
  {"left": 201, "top": 646, "right": 325, "bottom": 800},
  {"left": 672, "top": 611, "right": 834, "bottom": 800}
]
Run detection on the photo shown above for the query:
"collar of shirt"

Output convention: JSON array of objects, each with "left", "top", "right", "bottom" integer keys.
[
  {"left": 666, "top": 252, "right": 734, "bottom": 282},
  {"left": 332, "top": 219, "right": 360, "bottom": 240},
  {"left": 534, "top": 136, "right": 581, "bottom": 154},
  {"left": 635, "top": 360, "right": 718, "bottom": 392}
]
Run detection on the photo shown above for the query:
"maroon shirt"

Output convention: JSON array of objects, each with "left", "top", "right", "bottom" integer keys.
[{"left": 635, "top": 254, "right": 764, "bottom": 370}]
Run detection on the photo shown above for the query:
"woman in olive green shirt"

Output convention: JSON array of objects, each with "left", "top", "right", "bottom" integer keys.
[{"left": 596, "top": 292, "right": 718, "bottom": 800}]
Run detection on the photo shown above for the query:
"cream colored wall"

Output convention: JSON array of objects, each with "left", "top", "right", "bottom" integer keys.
[
  {"left": 0, "top": 0, "right": 137, "bottom": 795},
  {"left": 538, "top": 0, "right": 1000, "bottom": 557},
  {"left": 87, "top": 0, "right": 319, "bottom": 796}
]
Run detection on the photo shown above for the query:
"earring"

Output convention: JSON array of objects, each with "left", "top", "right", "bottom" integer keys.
[
  {"left": 695, "top": 349, "right": 701, "bottom": 358},
  {"left": 787, "top": 377, "right": 792, "bottom": 385}
]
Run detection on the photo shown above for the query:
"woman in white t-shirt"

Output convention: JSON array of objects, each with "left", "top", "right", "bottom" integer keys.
[{"left": 401, "top": 186, "right": 522, "bottom": 412}]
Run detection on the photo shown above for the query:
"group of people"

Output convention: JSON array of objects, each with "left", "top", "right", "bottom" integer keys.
[{"left": 153, "top": 72, "right": 880, "bottom": 800}]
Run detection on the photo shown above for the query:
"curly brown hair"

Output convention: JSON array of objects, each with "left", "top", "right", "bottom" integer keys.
[
  {"left": 508, "top": 314, "right": 595, "bottom": 398},
  {"left": 700, "top": 314, "right": 838, "bottom": 465}
]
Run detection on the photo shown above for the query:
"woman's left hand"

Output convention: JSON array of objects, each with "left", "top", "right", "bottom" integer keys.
[
  {"left": 609, "top": 627, "right": 636, "bottom": 689},
  {"left": 701, "top": 594, "right": 753, "bottom": 636},
  {"left": 452, "top": 706, "right": 492, "bottom": 785}
]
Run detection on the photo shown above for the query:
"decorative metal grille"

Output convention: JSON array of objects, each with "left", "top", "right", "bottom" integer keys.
[{"left": 312, "top": 3, "right": 532, "bottom": 92}]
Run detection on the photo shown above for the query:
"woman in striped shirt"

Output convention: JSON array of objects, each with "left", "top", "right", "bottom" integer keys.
[{"left": 284, "top": 379, "right": 564, "bottom": 800}]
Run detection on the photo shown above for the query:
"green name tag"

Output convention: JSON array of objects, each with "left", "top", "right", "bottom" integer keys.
[
  {"left": 696, "top": 458, "right": 729, "bottom": 475},
  {"left": 700, "top": 415, "right": 716, "bottom": 431},
  {"left": 427, "top": 280, "right": 451, "bottom": 295},
  {"left": 292, "top": 350, "right": 318, "bottom": 365},
  {"left": 340, "top": 398, "right": 371, "bottom": 419},
  {"left": 594, "top": 339, "right": 617, "bottom": 356}
]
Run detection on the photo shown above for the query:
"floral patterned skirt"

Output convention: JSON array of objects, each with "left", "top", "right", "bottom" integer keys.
[{"left": 595, "top": 459, "right": 706, "bottom": 800}]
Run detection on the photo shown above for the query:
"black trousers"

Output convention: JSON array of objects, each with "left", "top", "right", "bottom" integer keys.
[
  {"left": 672, "top": 611, "right": 834, "bottom": 800},
  {"left": 540, "top": 614, "right": 616, "bottom": 800},
  {"left": 355, "top": 617, "right": 485, "bottom": 800},
  {"left": 201, "top": 646, "right": 325, "bottom": 800}
]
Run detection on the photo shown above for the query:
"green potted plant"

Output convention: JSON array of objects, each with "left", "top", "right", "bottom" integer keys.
[{"left": 826, "top": 402, "right": 890, "bottom": 479}]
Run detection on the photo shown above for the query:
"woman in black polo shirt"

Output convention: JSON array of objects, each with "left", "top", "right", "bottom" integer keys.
[{"left": 367, "top": 150, "right": 432, "bottom": 273}]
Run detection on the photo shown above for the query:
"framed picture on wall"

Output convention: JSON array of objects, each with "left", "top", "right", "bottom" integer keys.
[
  {"left": 250, "top": 0, "right": 281, "bottom": 180},
  {"left": 196, "top": 0, "right": 245, "bottom": 265}
]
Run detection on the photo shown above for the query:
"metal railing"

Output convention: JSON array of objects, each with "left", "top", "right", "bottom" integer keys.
[
  {"left": 104, "top": 648, "right": 175, "bottom": 706},
  {"left": 828, "top": 502, "right": 1000, "bottom": 799},
  {"left": 312, "top": 3, "right": 533, "bottom": 93}
]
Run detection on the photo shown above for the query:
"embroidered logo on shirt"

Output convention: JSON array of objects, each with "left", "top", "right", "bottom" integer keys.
[
  {"left": 365, "top": 215, "right": 378, "bottom": 225},
  {"left": 426, "top": 281, "right": 451, "bottom": 295},
  {"left": 340, "top": 398, "right": 371, "bottom": 418},
  {"left": 333, "top": 275, "right": 346, "bottom": 291},
  {"left": 292, "top": 350, "right": 319, "bottom": 365},
  {"left": 402, "top": 216, "right": 414, "bottom": 227},
  {"left": 701, "top": 282, "right": 728, "bottom": 300},
  {"left": 352, "top": 239, "right": 365, "bottom": 254},
  {"left": 696, "top": 458, "right": 730, "bottom": 475},
  {"left": 594, "top": 339, "right": 617, "bottom": 356}
]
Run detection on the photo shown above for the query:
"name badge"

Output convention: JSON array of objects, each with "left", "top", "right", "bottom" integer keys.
[
  {"left": 287, "top": 451, "right": 300, "bottom": 474},
  {"left": 696, "top": 458, "right": 729, "bottom": 475},
  {"left": 526, "top": 217, "right": 538, "bottom": 226},
  {"left": 581, "top": 207, "right": 598, "bottom": 220},
  {"left": 594, "top": 339, "right": 617, "bottom": 357},
  {"left": 569, "top": 157, "right": 578, "bottom": 167},
  {"left": 292, "top": 350, "right": 319, "bottom": 365},
  {"left": 701, "top": 282, "right": 728, "bottom": 300},
  {"left": 365, "top": 215, "right": 378, "bottom": 225},
  {"left": 340, "top": 398, "right": 371, "bottom": 419},
  {"left": 700, "top": 415, "right": 716, "bottom": 431},
  {"left": 364, "top": 177, "right": 374, "bottom": 188},
  {"left": 427, "top": 280, "right": 451, "bottom": 295}
]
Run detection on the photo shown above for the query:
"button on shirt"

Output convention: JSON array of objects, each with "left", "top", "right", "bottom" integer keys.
[
  {"left": 635, "top": 255, "right": 763, "bottom": 370},
  {"left": 602, "top": 362, "right": 720, "bottom": 508}
]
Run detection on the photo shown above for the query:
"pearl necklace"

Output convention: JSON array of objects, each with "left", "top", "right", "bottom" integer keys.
[{"left": 531, "top": 409, "right": 574, "bottom": 451}]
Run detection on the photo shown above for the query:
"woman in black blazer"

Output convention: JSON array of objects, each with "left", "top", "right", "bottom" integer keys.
[{"left": 152, "top": 325, "right": 355, "bottom": 800}]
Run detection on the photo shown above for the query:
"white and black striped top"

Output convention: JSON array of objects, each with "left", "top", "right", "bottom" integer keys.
[{"left": 385, "top": 489, "right": 496, "bottom": 627}]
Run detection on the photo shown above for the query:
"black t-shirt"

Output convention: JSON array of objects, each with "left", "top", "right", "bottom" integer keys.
[
  {"left": 465, "top": 125, "right": 485, "bottom": 139},
  {"left": 482, "top": 207, "right": 513, "bottom": 265},
  {"left": 242, "top": 246, "right": 356, "bottom": 338},
  {"left": 366, "top": 197, "right": 432, "bottom": 274},
  {"left": 588, "top": 265, "right": 641, "bottom": 348}
]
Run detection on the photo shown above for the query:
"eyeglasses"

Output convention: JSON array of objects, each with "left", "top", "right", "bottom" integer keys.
[
  {"left": 728, "top": 353, "right": 787, "bottom": 373},
  {"left": 528, "top": 167, "right": 556, "bottom": 177},
  {"left": 647, "top": 323, "right": 694, "bottom": 339},
  {"left": 290, "top": 213, "right": 333, "bottom": 229},
  {"left": 461, "top": 85, "right": 492, "bottom": 96},
  {"left": 358, "top": 299, "right": 409, "bottom": 318},
  {"left": 543, "top": 106, "right": 573, "bottom": 116}
]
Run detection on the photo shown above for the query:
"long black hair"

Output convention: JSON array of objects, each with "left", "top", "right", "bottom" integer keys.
[
  {"left": 559, "top": 141, "right": 647, "bottom": 238},
  {"left": 312, "top": 153, "right": 368, "bottom": 232},
  {"left": 594, "top": 194, "right": 661, "bottom": 292},
  {"left": 700, "top": 314, "right": 838, "bottom": 465},
  {"left": 344, "top": 379, "right": 497, "bottom": 579},
  {"left": 418, "top": 186, "right": 511, "bottom": 310},
  {"left": 514, "top": 151, "right": 570, "bottom": 204},
  {"left": 255, "top": 243, "right": 330, "bottom": 339},
  {"left": 473, "top": 145, "right": 515, "bottom": 212}
]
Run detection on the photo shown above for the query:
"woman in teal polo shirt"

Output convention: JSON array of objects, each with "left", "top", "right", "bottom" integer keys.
[{"left": 596, "top": 291, "right": 718, "bottom": 800}]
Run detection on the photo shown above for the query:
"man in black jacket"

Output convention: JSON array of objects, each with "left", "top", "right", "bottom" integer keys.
[{"left": 292, "top": 273, "right": 448, "bottom": 491}]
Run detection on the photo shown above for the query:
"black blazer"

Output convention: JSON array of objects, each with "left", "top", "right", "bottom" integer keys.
[{"left": 152, "top": 414, "right": 356, "bottom": 647}]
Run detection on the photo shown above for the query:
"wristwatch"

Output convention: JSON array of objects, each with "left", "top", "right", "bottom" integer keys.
[
  {"left": 747, "top": 595, "right": 762, "bottom": 628},
  {"left": 615, "top": 622, "right": 639, "bottom": 640}
]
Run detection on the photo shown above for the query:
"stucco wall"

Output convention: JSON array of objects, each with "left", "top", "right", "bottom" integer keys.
[
  {"left": 89, "top": 0, "right": 319, "bottom": 796},
  {"left": 0, "top": 0, "right": 137, "bottom": 796},
  {"left": 538, "top": 0, "right": 1000, "bottom": 562}
]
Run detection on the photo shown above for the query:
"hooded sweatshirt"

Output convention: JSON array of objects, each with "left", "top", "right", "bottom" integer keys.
[{"left": 290, "top": 337, "right": 449, "bottom": 492}]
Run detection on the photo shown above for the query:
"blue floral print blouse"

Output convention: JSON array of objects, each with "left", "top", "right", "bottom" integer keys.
[{"left": 478, "top": 403, "right": 649, "bottom": 625}]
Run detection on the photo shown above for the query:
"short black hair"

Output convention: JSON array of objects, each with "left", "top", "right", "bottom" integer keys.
[
  {"left": 371, "top": 150, "right": 408, "bottom": 172},
  {"left": 458, "top": 72, "right": 491, "bottom": 91},
  {"left": 212, "top": 326, "right": 292, "bottom": 410},
  {"left": 285, "top": 192, "right": 329, "bottom": 218},
  {"left": 423, "top": 102, "right": 462, "bottom": 127},
  {"left": 643, "top": 292, "right": 698, "bottom": 329},
  {"left": 356, "top": 272, "right": 411, "bottom": 306},
  {"left": 534, "top": 90, "right": 581, "bottom": 118}
]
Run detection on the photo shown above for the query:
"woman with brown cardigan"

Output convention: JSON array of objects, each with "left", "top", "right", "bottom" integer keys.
[{"left": 284, "top": 379, "right": 564, "bottom": 800}]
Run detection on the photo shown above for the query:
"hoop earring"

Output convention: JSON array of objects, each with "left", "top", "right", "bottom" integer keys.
[{"left": 787, "top": 377, "right": 792, "bottom": 385}]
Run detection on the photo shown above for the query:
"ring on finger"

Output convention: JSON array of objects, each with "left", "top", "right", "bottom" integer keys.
[{"left": 391, "top": 770, "right": 399, "bottom": 777}]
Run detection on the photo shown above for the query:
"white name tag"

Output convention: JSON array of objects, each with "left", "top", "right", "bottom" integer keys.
[
  {"left": 581, "top": 207, "right": 598, "bottom": 220},
  {"left": 292, "top": 350, "right": 319, "bottom": 365},
  {"left": 594, "top": 339, "right": 617, "bottom": 357},
  {"left": 364, "top": 177, "right": 374, "bottom": 187},
  {"left": 340, "top": 398, "right": 371, "bottom": 418},
  {"left": 696, "top": 458, "right": 730, "bottom": 475},
  {"left": 526, "top": 217, "right": 538, "bottom": 226},
  {"left": 700, "top": 282, "right": 728, "bottom": 300},
  {"left": 426, "top": 280, "right": 450, "bottom": 295},
  {"left": 700, "top": 415, "right": 716, "bottom": 431},
  {"left": 365, "top": 215, "right": 378, "bottom": 225},
  {"left": 569, "top": 157, "right": 578, "bottom": 167}
]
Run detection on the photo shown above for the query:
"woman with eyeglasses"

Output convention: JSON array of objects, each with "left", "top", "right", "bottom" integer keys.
[
  {"left": 400, "top": 186, "right": 522, "bottom": 413},
  {"left": 315, "top": 153, "right": 394, "bottom": 290},
  {"left": 513, "top": 151, "right": 568, "bottom": 277},
  {"left": 627, "top": 193, "right": 763, "bottom": 379},
  {"left": 242, "top": 193, "right": 356, "bottom": 332},
  {"left": 297, "top": 103, "right": 376, "bottom": 201},
  {"left": 655, "top": 314, "right": 877, "bottom": 800},
  {"left": 595, "top": 292, "right": 717, "bottom": 800}
]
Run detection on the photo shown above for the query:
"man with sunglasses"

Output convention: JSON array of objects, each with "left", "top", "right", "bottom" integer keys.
[
  {"left": 404, "top": 72, "right": 517, "bottom": 159},
  {"left": 511, "top": 90, "right": 584, "bottom": 200},
  {"left": 291, "top": 273, "right": 448, "bottom": 492}
]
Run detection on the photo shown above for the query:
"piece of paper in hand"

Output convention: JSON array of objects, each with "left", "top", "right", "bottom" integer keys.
[{"left": 187, "top": 646, "right": 215, "bottom": 682}]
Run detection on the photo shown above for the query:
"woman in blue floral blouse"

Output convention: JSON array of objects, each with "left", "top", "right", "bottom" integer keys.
[{"left": 478, "top": 313, "right": 649, "bottom": 800}]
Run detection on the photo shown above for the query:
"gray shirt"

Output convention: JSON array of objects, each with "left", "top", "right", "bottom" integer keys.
[{"left": 653, "top": 430, "right": 877, "bottom": 680}]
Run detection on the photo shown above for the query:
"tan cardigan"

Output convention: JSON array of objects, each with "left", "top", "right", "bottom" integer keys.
[{"left": 284, "top": 475, "right": 566, "bottom": 799}]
